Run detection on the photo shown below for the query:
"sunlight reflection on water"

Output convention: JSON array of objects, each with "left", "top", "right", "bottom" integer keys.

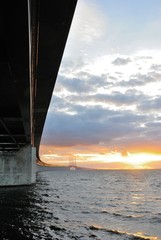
[{"left": 0, "top": 169, "right": 160, "bottom": 239}]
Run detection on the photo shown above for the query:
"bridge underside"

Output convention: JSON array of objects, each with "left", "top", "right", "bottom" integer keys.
[
  {"left": 0, "top": 0, "right": 77, "bottom": 185},
  {"left": 0, "top": 0, "right": 77, "bottom": 153},
  {"left": 0, "top": 1, "right": 30, "bottom": 151}
]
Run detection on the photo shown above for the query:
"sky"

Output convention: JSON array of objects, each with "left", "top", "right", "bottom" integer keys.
[{"left": 40, "top": 0, "right": 161, "bottom": 169}]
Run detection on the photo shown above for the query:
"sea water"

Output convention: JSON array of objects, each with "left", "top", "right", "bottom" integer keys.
[{"left": 0, "top": 169, "right": 161, "bottom": 240}]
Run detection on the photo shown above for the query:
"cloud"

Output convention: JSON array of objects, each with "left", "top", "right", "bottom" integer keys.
[
  {"left": 118, "top": 73, "right": 154, "bottom": 87},
  {"left": 59, "top": 58, "right": 86, "bottom": 75},
  {"left": 81, "top": 91, "right": 143, "bottom": 107},
  {"left": 42, "top": 95, "right": 156, "bottom": 152},
  {"left": 150, "top": 64, "right": 161, "bottom": 71},
  {"left": 112, "top": 57, "right": 131, "bottom": 65},
  {"left": 72, "top": 1, "right": 107, "bottom": 43},
  {"left": 55, "top": 72, "right": 112, "bottom": 94},
  {"left": 138, "top": 96, "right": 161, "bottom": 111},
  {"left": 59, "top": 76, "right": 92, "bottom": 93},
  {"left": 64, "top": 0, "right": 108, "bottom": 59},
  {"left": 41, "top": 49, "right": 161, "bottom": 158}
]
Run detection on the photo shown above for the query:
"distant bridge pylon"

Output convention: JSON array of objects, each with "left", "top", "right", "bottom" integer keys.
[{"left": 69, "top": 156, "right": 77, "bottom": 170}]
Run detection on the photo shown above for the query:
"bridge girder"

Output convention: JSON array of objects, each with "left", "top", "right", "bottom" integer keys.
[{"left": 0, "top": 0, "right": 77, "bottom": 156}]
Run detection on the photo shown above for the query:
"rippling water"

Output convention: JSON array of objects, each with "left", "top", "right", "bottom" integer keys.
[{"left": 0, "top": 169, "right": 161, "bottom": 240}]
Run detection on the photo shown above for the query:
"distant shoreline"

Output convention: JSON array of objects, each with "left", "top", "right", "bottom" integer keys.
[{"left": 37, "top": 164, "right": 161, "bottom": 172}]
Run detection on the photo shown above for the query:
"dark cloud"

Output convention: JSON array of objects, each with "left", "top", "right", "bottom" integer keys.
[
  {"left": 138, "top": 96, "right": 161, "bottom": 111},
  {"left": 112, "top": 57, "right": 131, "bottom": 65},
  {"left": 58, "top": 75, "right": 92, "bottom": 93},
  {"left": 108, "top": 75, "right": 118, "bottom": 81},
  {"left": 42, "top": 96, "right": 158, "bottom": 149},
  {"left": 119, "top": 79, "right": 145, "bottom": 87},
  {"left": 77, "top": 72, "right": 109, "bottom": 87},
  {"left": 51, "top": 88, "right": 145, "bottom": 109},
  {"left": 84, "top": 90, "right": 144, "bottom": 106},
  {"left": 42, "top": 107, "right": 113, "bottom": 146},
  {"left": 118, "top": 73, "right": 154, "bottom": 87},
  {"left": 56, "top": 73, "right": 113, "bottom": 94}
]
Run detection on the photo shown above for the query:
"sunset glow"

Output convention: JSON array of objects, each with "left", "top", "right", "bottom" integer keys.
[{"left": 40, "top": 144, "right": 161, "bottom": 170}]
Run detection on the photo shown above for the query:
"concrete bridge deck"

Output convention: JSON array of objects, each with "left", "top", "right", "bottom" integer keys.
[{"left": 0, "top": 0, "right": 77, "bottom": 185}]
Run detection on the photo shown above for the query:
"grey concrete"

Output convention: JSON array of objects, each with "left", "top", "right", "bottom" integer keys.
[{"left": 0, "top": 146, "right": 36, "bottom": 186}]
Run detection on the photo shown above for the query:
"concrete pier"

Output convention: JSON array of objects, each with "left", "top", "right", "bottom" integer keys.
[{"left": 0, "top": 146, "right": 36, "bottom": 186}]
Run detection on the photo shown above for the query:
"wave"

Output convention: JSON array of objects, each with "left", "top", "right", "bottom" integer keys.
[
  {"left": 150, "top": 216, "right": 161, "bottom": 223},
  {"left": 101, "top": 210, "right": 144, "bottom": 219},
  {"left": 50, "top": 224, "right": 66, "bottom": 232},
  {"left": 88, "top": 225, "right": 158, "bottom": 240}
]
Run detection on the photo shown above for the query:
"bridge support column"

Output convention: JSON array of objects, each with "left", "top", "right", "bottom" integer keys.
[{"left": 0, "top": 146, "right": 36, "bottom": 186}]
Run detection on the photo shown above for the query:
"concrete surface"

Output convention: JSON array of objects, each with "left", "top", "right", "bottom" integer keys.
[{"left": 0, "top": 146, "right": 36, "bottom": 186}]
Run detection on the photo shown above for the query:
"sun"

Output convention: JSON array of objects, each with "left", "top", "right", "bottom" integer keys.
[
  {"left": 125, "top": 159, "right": 148, "bottom": 169},
  {"left": 94, "top": 151, "right": 161, "bottom": 169},
  {"left": 121, "top": 152, "right": 161, "bottom": 169}
]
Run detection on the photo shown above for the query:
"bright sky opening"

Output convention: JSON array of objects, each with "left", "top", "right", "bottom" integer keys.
[{"left": 40, "top": 0, "right": 161, "bottom": 170}]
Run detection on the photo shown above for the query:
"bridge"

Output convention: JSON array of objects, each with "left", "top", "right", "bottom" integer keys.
[{"left": 0, "top": 0, "right": 77, "bottom": 186}]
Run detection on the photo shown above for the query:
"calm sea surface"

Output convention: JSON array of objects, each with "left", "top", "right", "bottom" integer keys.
[{"left": 0, "top": 169, "right": 161, "bottom": 240}]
